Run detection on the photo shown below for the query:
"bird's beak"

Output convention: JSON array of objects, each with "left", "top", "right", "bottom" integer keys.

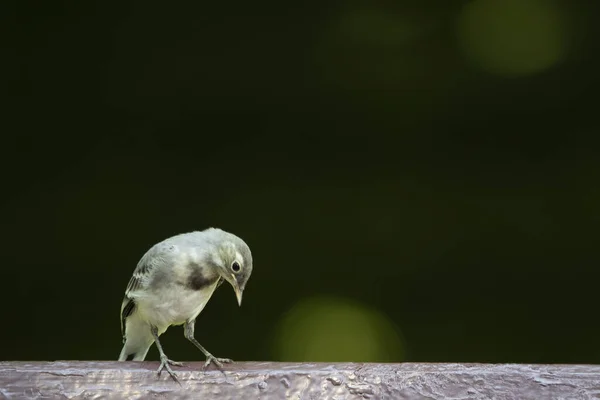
[
  {"left": 235, "top": 286, "right": 243, "bottom": 306},
  {"left": 231, "top": 274, "right": 243, "bottom": 306}
]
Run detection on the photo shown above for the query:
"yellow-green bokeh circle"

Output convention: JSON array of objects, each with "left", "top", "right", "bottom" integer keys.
[
  {"left": 272, "top": 296, "right": 404, "bottom": 362},
  {"left": 457, "top": 0, "right": 568, "bottom": 76}
]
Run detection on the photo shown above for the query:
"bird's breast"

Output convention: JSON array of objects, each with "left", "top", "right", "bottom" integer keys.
[{"left": 136, "top": 279, "right": 220, "bottom": 329}]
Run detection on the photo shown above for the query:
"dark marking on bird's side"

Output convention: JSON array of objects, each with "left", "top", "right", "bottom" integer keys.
[
  {"left": 187, "top": 267, "right": 217, "bottom": 291},
  {"left": 121, "top": 297, "right": 136, "bottom": 339},
  {"left": 122, "top": 298, "right": 136, "bottom": 319}
]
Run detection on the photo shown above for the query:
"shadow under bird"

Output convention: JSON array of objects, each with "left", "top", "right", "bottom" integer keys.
[{"left": 118, "top": 228, "right": 253, "bottom": 381}]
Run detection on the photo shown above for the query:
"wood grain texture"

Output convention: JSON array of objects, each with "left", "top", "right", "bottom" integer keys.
[{"left": 1, "top": 361, "right": 599, "bottom": 399}]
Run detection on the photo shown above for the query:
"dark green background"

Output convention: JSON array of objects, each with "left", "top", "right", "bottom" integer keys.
[{"left": 2, "top": 0, "right": 599, "bottom": 364}]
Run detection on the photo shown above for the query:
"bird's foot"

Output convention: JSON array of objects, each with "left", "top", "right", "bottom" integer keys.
[
  {"left": 203, "top": 353, "right": 233, "bottom": 370},
  {"left": 157, "top": 355, "right": 184, "bottom": 382}
]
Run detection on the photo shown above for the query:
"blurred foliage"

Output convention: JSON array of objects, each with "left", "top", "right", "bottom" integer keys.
[{"left": 2, "top": 0, "right": 600, "bottom": 364}]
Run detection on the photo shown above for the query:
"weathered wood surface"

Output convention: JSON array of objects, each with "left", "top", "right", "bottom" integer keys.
[{"left": 1, "top": 361, "right": 599, "bottom": 399}]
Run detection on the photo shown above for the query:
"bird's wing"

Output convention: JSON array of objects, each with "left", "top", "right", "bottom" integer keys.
[
  {"left": 120, "top": 298, "right": 136, "bottom": 342},
  {"left": 124, "top": 256, "right": 153, "bottom": 295},
  {"left": 120, "top": 242, "right": 176, "bottom": 339}
]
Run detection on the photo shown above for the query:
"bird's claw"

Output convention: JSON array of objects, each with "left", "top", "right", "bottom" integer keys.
[
  {"left": 157, "top": 356, "right": 184, "bottom": 382},
  {"left": 203, "top": 354, "right": 233, "bottom": 370}
]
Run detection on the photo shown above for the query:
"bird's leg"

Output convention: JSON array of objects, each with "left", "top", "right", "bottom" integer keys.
[
  {"left": 150, "top": 325, "right": 183, "bottom": 382},
  {"left": 184, "top": 319, "right": 233, "bottom": 370}
]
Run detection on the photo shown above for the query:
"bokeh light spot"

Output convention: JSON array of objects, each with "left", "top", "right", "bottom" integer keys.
[
  {"left": 272, "top": 296, "right": 404, "bottom": 362},
  {"left": 456, "top": 0, "right": 568, "bottom": 76}
]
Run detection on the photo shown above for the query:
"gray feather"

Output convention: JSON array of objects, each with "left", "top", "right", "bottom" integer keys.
[{"left": 120, "top": 242, "right": 177, "bottom": 337}]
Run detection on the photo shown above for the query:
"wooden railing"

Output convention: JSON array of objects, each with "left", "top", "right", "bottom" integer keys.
[{"left": 1, "top": 361, "right": 599, "bottom": 399}]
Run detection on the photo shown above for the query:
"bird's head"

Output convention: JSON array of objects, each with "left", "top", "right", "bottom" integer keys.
[{"left": 208, "top": 229, "right": 253, "bottom": 306}]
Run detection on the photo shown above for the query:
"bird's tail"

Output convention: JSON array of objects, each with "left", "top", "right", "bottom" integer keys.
[
  {"left": 118, "top": 340, "right": 152, "bottom": 361},
  {"left": 118, "top": 315, "right": 155, "bottom": 361}
]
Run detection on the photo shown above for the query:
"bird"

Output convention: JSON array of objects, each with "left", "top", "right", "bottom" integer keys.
[{"left": 118, "top": 228, "right": 253, "bottom": 381}]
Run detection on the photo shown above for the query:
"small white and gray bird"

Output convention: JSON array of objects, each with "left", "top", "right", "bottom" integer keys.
[{"left": 118, "top": 228, "right": 253, "bottom": 381}]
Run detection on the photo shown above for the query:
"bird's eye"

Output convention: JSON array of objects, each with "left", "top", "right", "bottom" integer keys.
[{"left": 232, "top": 261, "right": 241, "bottom": 273}]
